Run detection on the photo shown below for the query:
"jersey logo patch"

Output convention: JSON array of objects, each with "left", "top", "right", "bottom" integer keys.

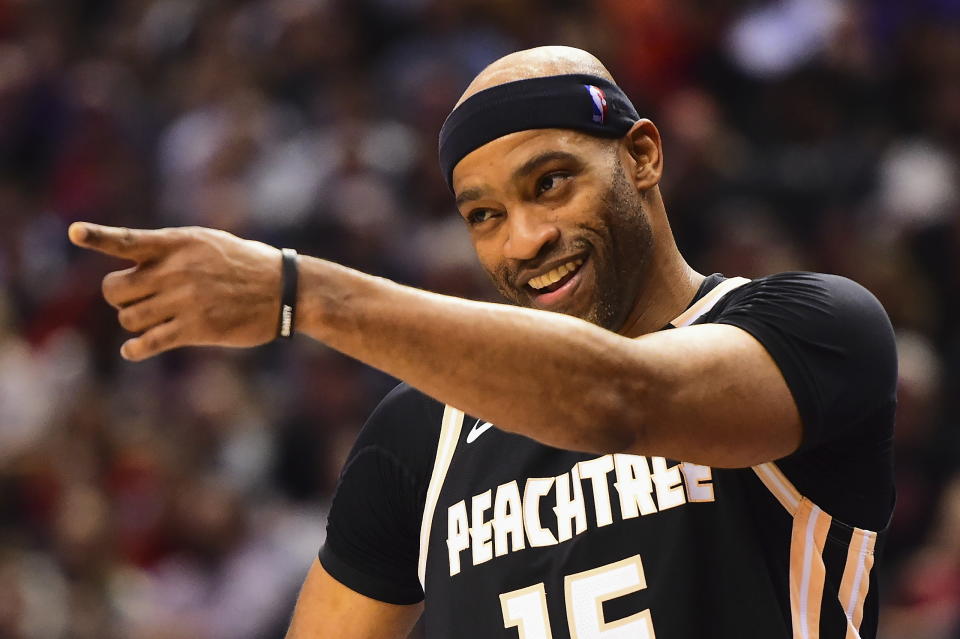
[{"left": 466, "top": 419, "right": 495, "bottom": 443}]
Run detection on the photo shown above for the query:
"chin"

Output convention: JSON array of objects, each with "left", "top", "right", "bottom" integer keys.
[{"left": 543, "top": 297, "right": 602, "bottom": 325}]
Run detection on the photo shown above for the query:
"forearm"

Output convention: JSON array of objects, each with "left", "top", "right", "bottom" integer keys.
[{"left": 296, "top": 257, "right": 647, "bottom": 453}]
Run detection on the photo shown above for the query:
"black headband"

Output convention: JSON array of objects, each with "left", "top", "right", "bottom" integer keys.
[{"left": 438, "top": 73, "right": 640, "bottom": 191}]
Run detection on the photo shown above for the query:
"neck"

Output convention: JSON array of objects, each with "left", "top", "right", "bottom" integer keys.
[
  {"left": 618, "top": 195, "right": 704, "bottom": 338},
  {"left": 618, "top": 255, "right": 702, "bottom": 338}
]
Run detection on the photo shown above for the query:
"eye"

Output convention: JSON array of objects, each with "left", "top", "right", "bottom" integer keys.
[
  {"left": 535, "top": 172, "right": 570, "bottom": 197},
  {"left": 466, "top": 208, "right": 498, "bottom": 225}
]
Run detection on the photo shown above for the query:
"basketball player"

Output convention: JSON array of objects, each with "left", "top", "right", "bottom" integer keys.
[{"left": 68, "top": 47, "right": 896, "bottom": 638}]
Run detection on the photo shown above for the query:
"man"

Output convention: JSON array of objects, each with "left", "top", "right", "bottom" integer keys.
[{"left": 69, "top": 47, "right": 896, "bottom": 638}]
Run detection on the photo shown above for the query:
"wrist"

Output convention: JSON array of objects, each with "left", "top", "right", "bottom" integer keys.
[{"left": 293, "top": 256, "right": 375, "bottom": 342}]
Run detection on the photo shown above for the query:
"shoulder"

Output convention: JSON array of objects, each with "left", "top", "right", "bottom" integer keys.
[
  {"left": 711, "top": 274, "right": 898, "bottom": 529},
  {"left": 716, "top": 272, "right": 889, "bottom": 320},
  {"left": 362, "top": 382, "right": 445, "bottom": 439},
  {"left": 350, "top": 382, "right": 445, "bottom": 485},
  {"left": 707, "top": 271, "right": 897, "bottom": 442},
  {"left": 711, "top": 272, "right": 895, "bottom": 362}
]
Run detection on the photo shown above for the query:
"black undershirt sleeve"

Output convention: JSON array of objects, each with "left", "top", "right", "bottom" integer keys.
[
  {"left": 709, "top": 272, "right": 898, "bottom": 452},
  {"left": 319, "top": 383, "right": 442, "bottom": 605}
]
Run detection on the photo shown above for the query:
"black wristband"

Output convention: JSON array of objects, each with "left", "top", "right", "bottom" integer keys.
[{"left": 278, "top": 248, "right": 298, "bottom": 339}]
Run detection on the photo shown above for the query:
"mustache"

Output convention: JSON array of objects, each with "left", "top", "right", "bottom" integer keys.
[{"left": 494, "top": 237, "right": 593, "bottom": 291}]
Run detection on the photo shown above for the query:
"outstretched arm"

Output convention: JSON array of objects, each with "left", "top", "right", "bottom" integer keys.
[{"left": 68, "top": 222, "right": 801, "bottom": 467}]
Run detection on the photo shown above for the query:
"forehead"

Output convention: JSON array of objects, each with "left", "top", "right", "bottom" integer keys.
[{"left": 451, "top": 128, "right": 610, "bottom": 195}]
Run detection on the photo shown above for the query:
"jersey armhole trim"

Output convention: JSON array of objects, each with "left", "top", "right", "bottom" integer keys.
[
  {"left": 752, "top": 461, "right": 878, "bottom": 639},
  {"left": 417, "top": 404, "right": 465, "bottom": 591}
]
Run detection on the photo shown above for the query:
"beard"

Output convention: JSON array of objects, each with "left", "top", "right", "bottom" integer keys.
[{"left": 489, "top": 162, "right": 654, "bottom": 332}]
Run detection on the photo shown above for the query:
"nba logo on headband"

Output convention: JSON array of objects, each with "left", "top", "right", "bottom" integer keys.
[{"left": 585, "top": 85, "right": 607, "bottom": 123}]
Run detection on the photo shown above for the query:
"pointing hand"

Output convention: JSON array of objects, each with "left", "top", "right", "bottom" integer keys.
[{"left": 68, "top": 223, "right": 284, "bottom": 360}]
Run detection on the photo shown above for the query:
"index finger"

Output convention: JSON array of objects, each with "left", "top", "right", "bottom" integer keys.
[{"left": 68, "top": 222, "right": 173, "bottom": 262}]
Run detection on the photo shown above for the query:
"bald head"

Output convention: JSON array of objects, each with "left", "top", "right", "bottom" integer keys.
[{"left": 456, "top": 46, "right": 615, "bottom": 108}]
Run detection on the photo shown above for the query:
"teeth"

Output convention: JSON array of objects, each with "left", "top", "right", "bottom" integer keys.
[{"left": 528, "top": 259, "right": 584, "bottom": 290}]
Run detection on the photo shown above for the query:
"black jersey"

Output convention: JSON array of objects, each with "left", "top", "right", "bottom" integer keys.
[{"left": 320, "top": 272, "right": 897, "bottom": 639}]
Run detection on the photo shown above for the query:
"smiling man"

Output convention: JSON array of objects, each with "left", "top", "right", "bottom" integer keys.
[{"left": 69, "top": 46, "right": 896, "bottom": 639}]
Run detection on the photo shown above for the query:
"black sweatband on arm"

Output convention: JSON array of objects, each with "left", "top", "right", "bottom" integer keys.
[
  {"left": 278, "top": 248, "right": 298, "bottom": 339},
  {"left": 438, "top": 73, "right": 640, "bottom": 191}
]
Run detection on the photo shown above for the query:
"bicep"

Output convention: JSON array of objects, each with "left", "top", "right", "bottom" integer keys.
[
  {"left": 286, "top": 559, "right": 423, "bottom": 639},
  {"left": 627, "top": 323, "right": 802, "bottom": 468}
]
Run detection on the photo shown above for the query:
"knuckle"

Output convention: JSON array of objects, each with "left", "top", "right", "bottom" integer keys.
[
  {"left": 196, "top": 305, "right": 215, "bottom": 329},
  {"left": 130, "top": 264, "right": 157, "bottom": 288},
  {"left": 101, "top": 274, "right": 121, "bottom": 304},
  {"left": 150, "top": 326, "right": 178, "bottom": 351},
  {"left": 170, "top": 250, "right": 208, "bottom": 272},
  {"left": 174, "top": 258, "right": 198, "bottom": 276},
  {"left": 155, "top": 266, "right": 180, "bottom": 290},
  {"left": 176, "top": 279, "right": 195, "bottom": 300},
  {"left": 180, "top": 226, "right": 206, "bottom": 244},
  {"left": 167, "top": 226, "right": 191, "bottom": 244},
  {"left": 117, "top": 307, "right": 137, "bottom": 331}
]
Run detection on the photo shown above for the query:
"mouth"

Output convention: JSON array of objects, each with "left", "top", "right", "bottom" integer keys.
[{"left": 524, "top": 256, "right": 588, "bottom": 308}]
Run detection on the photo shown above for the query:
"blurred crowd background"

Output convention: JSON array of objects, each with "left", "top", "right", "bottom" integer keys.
[{"left": 1, "top": 0, "right": 959, "bottom": 637}]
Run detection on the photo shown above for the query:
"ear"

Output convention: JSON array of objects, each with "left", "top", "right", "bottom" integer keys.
[{"left": 620, "top": 119, "right": 663, "bottom": 191}]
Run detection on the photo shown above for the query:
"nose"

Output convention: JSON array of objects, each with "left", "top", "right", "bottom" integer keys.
[{"left": 502, "top": 207, "right": 560, "bottom": 262}]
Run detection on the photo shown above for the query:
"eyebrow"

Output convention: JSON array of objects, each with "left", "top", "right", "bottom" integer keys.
[
  {"left": 455, "top": 187, "right": 488, "bottom": 208},
  {"left": 512, "top": 150, "right": 580, "bottom": 181},
  {"left": 454, "top": 150, "right": 581, "bottom": 208}
]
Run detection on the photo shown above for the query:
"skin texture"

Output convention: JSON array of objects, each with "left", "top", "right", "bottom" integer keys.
[{"left": 68, "top": 46, "right": 804, "bottom": 638}]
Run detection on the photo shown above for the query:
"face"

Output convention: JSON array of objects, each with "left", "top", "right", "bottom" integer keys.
[{"left": 452, "top": 129, "right": 653, "bottom": 331}]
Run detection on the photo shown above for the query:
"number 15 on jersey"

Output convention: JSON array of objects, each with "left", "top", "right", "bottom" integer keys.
[{"left": 499, "top": 555, "right": 656, "bottom": 638}]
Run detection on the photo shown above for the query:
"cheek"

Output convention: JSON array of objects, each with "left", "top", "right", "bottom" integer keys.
[
  {"left": 563, "top": 187, "right": 609, "bottom": 230},
  {"left": 472, "top": 240, "right": 495, "bottom": 270},
  {"left": 472, "top": 241, "right": 507, "bottom": 280}
]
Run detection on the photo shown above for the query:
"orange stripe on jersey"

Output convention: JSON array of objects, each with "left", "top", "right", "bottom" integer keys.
[
  {"left": 790, "top": 500, "right": 832, "bottom": 639},
  {"left": 753, "top": 461, "right": 883, "bottom": 639},
  {"left": 839, "top": 528, "right": 877, "bottom": 639},
  {"left": 752, "top": 462, "right": 802, "bottom": 514}
]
